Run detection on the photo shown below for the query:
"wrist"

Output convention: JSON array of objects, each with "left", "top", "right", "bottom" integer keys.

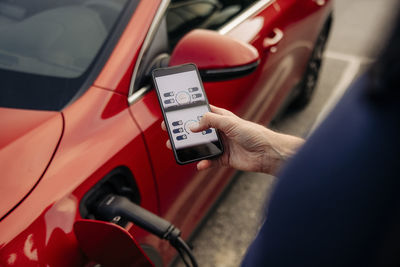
[{"left": 261, "top": 129, "right": 304, "bottom": 174}]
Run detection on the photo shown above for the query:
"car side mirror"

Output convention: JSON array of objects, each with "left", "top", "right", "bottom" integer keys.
[{"left": 169, "top": 29, "right": 260, "bottom": 81}]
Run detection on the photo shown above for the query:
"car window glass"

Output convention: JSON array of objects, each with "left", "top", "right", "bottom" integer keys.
[
  {"left": 0, "top": 0, "right": 128, "bottom": 78},
  {"left": 166, "top": 0, "right": 258, "bottom": 48},
  {"left": 0, "top": 0, "right": 139, "bottom": 110}
]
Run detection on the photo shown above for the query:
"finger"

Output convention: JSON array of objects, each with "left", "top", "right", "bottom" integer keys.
[
  {"left": 190, "top": 112, "right": 233, "bottom": 133},
  {"left": 166, "top": 140, "right": 172, "bottom": 150},
  {"left": 196, "top": 160, "right": 213, "bottom": 171},
  {"left": 209, "top": 105, "right": 235, "bottom": 117},
  {"left": 161, "top": 121, "right": 167, "bottom": 131}
]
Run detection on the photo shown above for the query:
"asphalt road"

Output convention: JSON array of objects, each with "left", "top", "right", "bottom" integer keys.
[{"left": 174, "top": 1, "right": 399, "bottom": 266}]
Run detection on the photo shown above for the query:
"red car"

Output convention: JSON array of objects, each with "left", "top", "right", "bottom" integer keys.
[{"left": 0, "top": 0, "right": 333, "bottom": 266}]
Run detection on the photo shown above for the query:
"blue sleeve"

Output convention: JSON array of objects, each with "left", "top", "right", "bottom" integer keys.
[{"left": 241, "top": 75, "right": 400, "bottom": 267}]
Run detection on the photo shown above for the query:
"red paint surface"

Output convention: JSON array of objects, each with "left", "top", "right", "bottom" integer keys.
[
  {"left": 0, "top": 87, "right": 158, "bottom": 266},
  {"left": 0, "top": 108, "right": 63, "bottom": 220},
  {"left": 74, "top": 219, "right": 154, "bottom": 267},
  {"left": 169, "top": 29, "right": 260, "bottom": 69},
  {"left": 0, "top": 0, "right": 333, "bottom": 265},
  {"left": 94, "top": 0, "right": 160, "bottom": 95}
]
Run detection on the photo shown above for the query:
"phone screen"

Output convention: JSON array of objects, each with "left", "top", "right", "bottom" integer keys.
[{"left": 153, "top": 64, "right": 223, "bottom": 164}]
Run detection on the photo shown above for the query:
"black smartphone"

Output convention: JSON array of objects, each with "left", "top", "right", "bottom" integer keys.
[{"left": 152, "top": 63, "right": 224, "bottom": 165}]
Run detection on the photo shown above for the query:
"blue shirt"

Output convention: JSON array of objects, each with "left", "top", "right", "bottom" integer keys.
[{"left": 241, "top": 74, "right": 400, "bottom": 266}]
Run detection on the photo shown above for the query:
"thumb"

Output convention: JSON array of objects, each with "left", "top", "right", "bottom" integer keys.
[{"left": 190, "top": 112, "right": 230, "bottom": 133}]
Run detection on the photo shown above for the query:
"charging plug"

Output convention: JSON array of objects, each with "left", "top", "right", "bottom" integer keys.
[
  {"left": 95, "top": 194, "right": 181, "bottom": 242},
  {"left": 95, "top": 194, "right": 198, "bottom": 267}
]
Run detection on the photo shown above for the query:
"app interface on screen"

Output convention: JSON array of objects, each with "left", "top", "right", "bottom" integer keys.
[{"left": 155, "top": 70, "right": 218, "bottom": 150}]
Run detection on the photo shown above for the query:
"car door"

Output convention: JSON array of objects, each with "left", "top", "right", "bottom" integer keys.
[
  {"left": 219, "top": 0, "right": 332, "bottom": 125},
  {"left": 128, "top": 0, "right": 263, "bottom": 243},
  {"left": 128, "top": 0, "right": 332, "bottom": 254},
  {"left": 127, "top": 0, "right": 277, "bottom": 239}
]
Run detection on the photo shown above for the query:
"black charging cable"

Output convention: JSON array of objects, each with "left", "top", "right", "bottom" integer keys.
[{"left": 95, "top": 194, "right": 198, "bottom": 267}]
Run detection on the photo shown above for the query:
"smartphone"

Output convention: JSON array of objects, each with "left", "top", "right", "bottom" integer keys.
[{"left": 152, "top": 63, "right": 224, "bottom": 165}]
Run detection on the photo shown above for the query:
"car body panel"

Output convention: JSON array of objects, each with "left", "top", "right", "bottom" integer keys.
[
  {"left": 0, "top": 0, "right": 334, "bottom": 265},
  {"left": 0, "top": 108, "right": 63, "bottom": 220},
  {"left": 0, "top": 86, "right": 158, "bottom": 266},
  {"left": 223, "top": 0, "right": 333, "bottom": 125}
]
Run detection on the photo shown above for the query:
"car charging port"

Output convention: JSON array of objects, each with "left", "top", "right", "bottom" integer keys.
[
  {"left": 95, "top": 194, "right": 198, "bottom": 267},
  {"left": 80, "top": 167, "right": 141, "bottom": 227},
  {"left": 80, "top": 167, "right": 198, "bottom": 267}
]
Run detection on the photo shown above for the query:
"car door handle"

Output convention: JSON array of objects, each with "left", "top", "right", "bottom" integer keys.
[{"left": 263, "top": 28, "right": 284, "bottom": 52}]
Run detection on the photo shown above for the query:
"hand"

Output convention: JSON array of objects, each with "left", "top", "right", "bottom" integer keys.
[{"left": 161, "top": 105, "right": 304, "bottom": 174}]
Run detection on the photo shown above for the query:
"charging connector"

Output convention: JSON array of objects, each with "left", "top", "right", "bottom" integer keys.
[{"left": 95, "top": 194, "right": 198, "bottom": 267}]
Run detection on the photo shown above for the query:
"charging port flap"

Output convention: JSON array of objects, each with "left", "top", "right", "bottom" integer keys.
[{"left": 74, "top": 219, "right": 154, "bottom": 267}]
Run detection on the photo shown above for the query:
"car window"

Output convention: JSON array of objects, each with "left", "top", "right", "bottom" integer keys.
[
  {"left": 0, "top": 0, "right": 139, "bottom": 110},
  {"left": 166, "top": 0, "right": 258, "bottom": 48}
]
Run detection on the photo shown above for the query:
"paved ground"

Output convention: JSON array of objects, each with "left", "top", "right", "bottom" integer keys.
[{"left": 174, "top": 1, "right": 399, "bottom": 266}]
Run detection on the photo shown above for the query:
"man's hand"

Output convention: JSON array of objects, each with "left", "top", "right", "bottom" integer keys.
[{"left": 161, "top": 105, "right": 304, "bottom": 174}]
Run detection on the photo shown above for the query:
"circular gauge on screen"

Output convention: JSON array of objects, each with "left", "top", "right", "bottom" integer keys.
[
  {"left": 176, "top": 91, "right": 191, "bottom": 105},
  {"left": 184, "top": 120, "right": 198, "bottom": 134}
]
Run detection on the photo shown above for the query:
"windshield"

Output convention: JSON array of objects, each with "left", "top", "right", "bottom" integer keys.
[{"left": 0, "top": 0, "right": 137, "bottom": 110}]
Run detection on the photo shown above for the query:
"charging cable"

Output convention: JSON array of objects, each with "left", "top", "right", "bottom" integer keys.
[{"left": 95, "top": 194, "right": 198, "bottom": 267}]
